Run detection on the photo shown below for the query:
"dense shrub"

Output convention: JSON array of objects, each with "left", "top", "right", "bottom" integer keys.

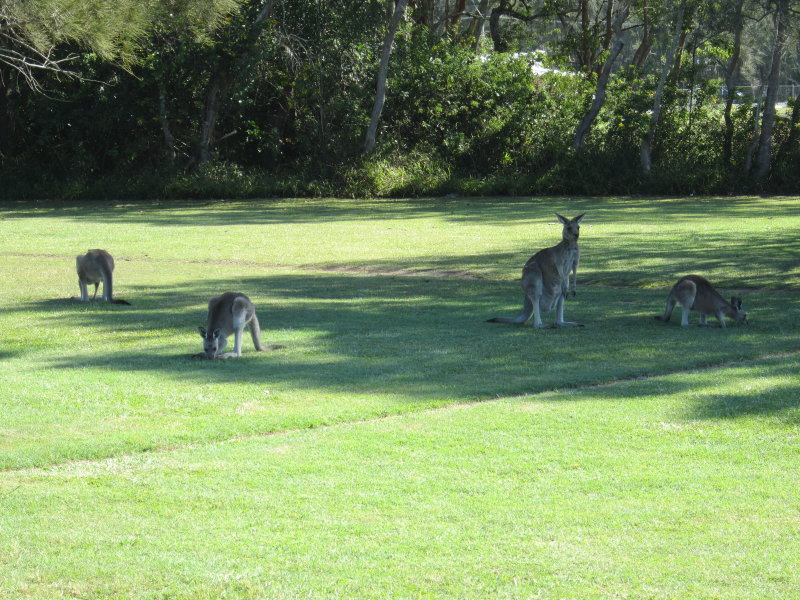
[{"left": 1, "top": 29, "right": 796, "bottom": 199}]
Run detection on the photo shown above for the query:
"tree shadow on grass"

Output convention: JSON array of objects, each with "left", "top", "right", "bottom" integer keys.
[
  {"left": 5, "top": 197, "right": 799, "bottom": 290},
  {"left": 550, "top": 356, "right": 800, "bottom": 422},
  {"left": 20, "top": 270, "right": 800, "bottom": 409},
  {"left": 3, "top": 195, "right": 798, "bottom": 228}
]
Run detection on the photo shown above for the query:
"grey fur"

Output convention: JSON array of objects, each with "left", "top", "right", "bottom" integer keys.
[
  {"left": 75, "top": 249, "right": 130, "bottom": 305},
  {"left": 488, "top": 213, "right": 585, "bottom": 328},
  {"left": 655, "top": 275, "right": 747, "bottom": 327},
  {"left": 196, "top": 292, "right": 283, "bottom": 359}
]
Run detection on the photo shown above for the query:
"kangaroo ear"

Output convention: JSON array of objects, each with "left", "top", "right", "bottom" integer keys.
[
  {"left": 573, "top": 213, "right": 585, "bottom": 223},
  {"left": 555, "top": 213, "right": 567, "bottom": 224},
  {"left": 735, "top": 297, "right": 743, "bottom": 309},
  {"left": 198, "top": 326, "right": 207, "bottom": 337},
  {"left": 212, "top": 328, "right": 221, "bottom": 339}
]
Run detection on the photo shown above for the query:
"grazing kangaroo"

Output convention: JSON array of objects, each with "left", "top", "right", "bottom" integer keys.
[
  {"left": 655, "top": 275, "right": 747, "bottom": 327},
  {"left": 75, "top": 249, "right": 131, "bottom": 305},
  {"left": 488, "top": 213, "right": 585, "bottom": 328},
  {"left": 196, "top": 292, "right": 284, "bottom": 359}
]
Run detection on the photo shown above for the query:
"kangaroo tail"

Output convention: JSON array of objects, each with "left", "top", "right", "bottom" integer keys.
[
  {"left": 655, "top": 294, "right": 676, "bottom": 322},
  {"left": 487, "top": 295, "right": 534, "bottom": 325},
  {"left": 112, "top": 299, "right": 131, "bottom": 305}
]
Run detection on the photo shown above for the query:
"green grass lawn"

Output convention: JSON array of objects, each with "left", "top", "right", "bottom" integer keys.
[{"left": 1, "top": 196, "right": 799, "bottom": 599}]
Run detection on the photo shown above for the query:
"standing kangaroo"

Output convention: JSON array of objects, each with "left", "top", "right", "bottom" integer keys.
[
  {"left": 655, "top": 275, "right": 747, "bottom": 327},
  {"left": 488, "top": 213, "right": 585, "bottom": 328},
  {"left": 196, "top": 292, "right": 284, "bottom": 359},
  {"left": 75, "top": 249, "right": 131, "bottom": 305}
]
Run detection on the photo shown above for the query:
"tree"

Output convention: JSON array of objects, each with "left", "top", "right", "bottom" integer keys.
[
  {"left": 364, "top": 0, "right": 409, "bottom": 155},
  {"left": 0, "top": 0, "right": 239, "bottom": 161},
  {"left": 196, "top": 0, "right": 278, "bottom": 166},
  {"left": 640, "top": 0, "right": 688, "bottom": 174},
  {"left": 466, "top": 0, "right": 493, "bottom": 50},
  {"left": 721, "top": 0, "right": 750, "bottom": 168},
  {"left": 0, "top": 0, "right": 239, "bottom": 91},
  {"left": 632, "top": 0, "right": 657, "bottom": 68},
  {"left": 572, "top": 0, "right": 630, "bottom": 149},
  {"left": 752, "top": 0, "right": 792, "bottom": 181}
]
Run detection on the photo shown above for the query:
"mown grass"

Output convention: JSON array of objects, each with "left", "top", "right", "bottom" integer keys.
[
  {"left": 1, "top": 196, "right": 799, "bottom": 599},
  {"left": 2, "top": 356, "right": 799, "bottom": 599}
]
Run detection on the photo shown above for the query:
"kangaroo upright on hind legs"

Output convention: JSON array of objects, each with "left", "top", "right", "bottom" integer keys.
[{"left": 488, "top": 213, "right": 585, "bottom": 328}]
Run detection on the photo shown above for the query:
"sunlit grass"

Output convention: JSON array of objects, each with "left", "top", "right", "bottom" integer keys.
[
  {"left": 1, "top": 196, "right": 799, "bottom": 598},
  {"left": 2, "top": 356, "right": 799, "bottom": 599}
]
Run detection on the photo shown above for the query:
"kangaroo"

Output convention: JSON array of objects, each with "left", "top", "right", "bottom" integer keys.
[
  {"left": 488, "top": 213, "right": 585, "bottom": 328},
  {"left": 75, "top": 249, "right": 131, "bottom": 305},
  {"left": 655, "top": 275, "right": 747, "bottom": 327},
  {"left": 196, "top": 292, "right": 284, "bottom": 359}
]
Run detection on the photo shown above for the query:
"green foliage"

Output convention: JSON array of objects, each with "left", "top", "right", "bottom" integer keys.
[
  {"left": 343, "top": 148, "right": 451, "bottom": 197},
  {"left": 2, "top": 0, "right": 240, "bottom": 64},
  {"left": 2, "top": 0, "right": 800, "bottom": 198}
]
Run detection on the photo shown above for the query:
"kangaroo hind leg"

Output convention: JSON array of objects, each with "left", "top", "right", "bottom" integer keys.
[
  {"left": 78, "top": 279, "right": 90, "bottom": 302},
  {"left": 220, "top": 298, "right": 251, "bottom": 358},
  {"left": 554, "top": 294, "right": 584, "bottom": 328},
  {"left": 524, "top": 272, "right": 548, "bottom": 328},
  {"left": 674, "top": 280, "right": 697, "bottom": 327}
]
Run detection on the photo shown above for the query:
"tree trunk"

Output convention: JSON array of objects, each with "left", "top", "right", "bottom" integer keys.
[
  {"left": 450, "top": 0, "right": 467, "bottom": 29},
  {"left": 432, "top": 0, "right": 448, "bottom": 39},
  {"left": 782, "top": 97, "right": 800, "bottom": 156},
  {"left": 0, "top": 68, "right": 14, "bottom": 160},
  {"left": 198, "top": 72, "right": 232, "bottom": 166},
  {"left": 489, "top": 0, "right": 509, "bottom": 52},
  {"left": 743, "top": 82, "right": 764, "bottom": 175},
  {"left": 670, "top": 27, "right": 688, "bottom": 81},
  {"left": 579, "top": 0, "right": 591, "bottom": 72},
  {"left": 640, "top": 2, "right": 685, "bottom": 174},
  {"left": 722, "top": 0, "right": 746, "bottom": 168},
  {"left": 197, "top": 0, "right": 277, "bottom": 166},
  {"left": 468, "top": 0, "right": 493, "bottom": 50},
  {"left": 411, "top": 0, "right": 435, "bottom": 28},
  {"left": 631, "top": 0, "right": 653, "bottom": 68},
  {"left": 572, "top": 0, "right": 630, "bottom": 150},
  {"left": 364, "top": 0, "right": 409, "bottom": 155},
  {"left": 603, "top": 0, "right": 614, "bottom": 51},
  {"left": 157, "top": 79, "right": 176, "bottom": 164},
  {"left": 753, "top": 0, "right": 790, "bottom": 181}
]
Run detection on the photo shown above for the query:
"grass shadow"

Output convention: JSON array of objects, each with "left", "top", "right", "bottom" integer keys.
[
  {"left": 24, "top": 270, "right": 800, "bottom": 404},
  {"left": 3, "top": 195, "right": 799, "bottom": 228},
  {"left": 539, "top": 354, "right": 800, "bottom": 422},
  {"left": 4, "top": 197, "right": 799, "bottom": 290}
]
